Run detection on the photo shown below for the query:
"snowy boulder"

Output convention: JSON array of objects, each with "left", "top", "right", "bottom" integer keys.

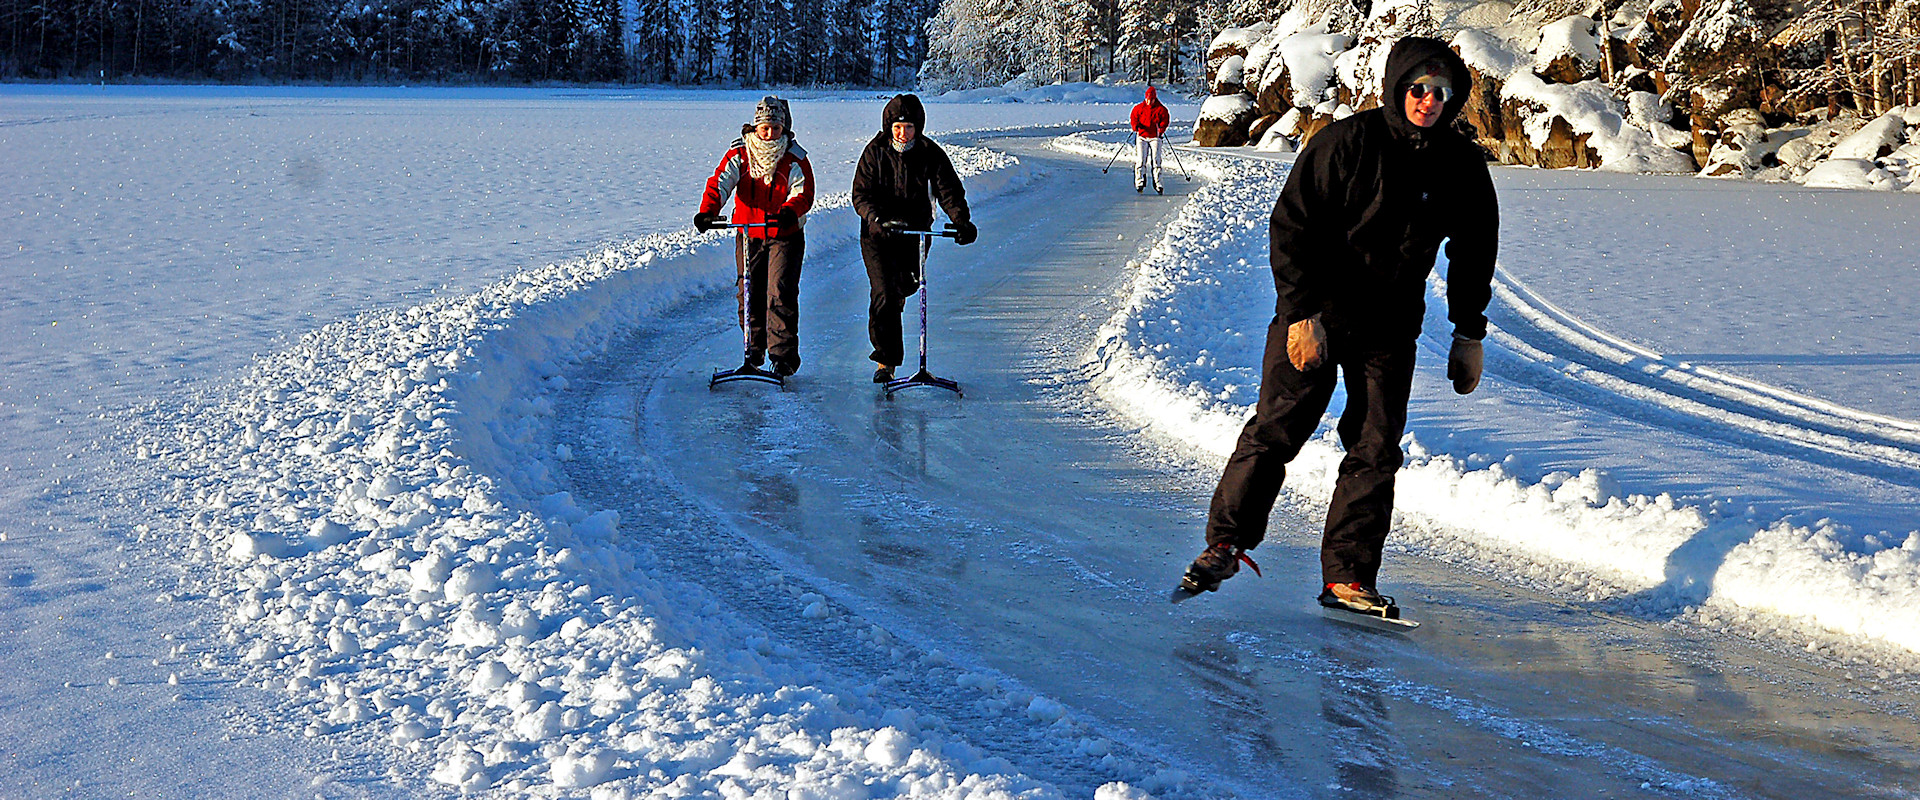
[
  {"left": 1801, "top": 158, "right": 1898, "bottom": 190},
  {"left": 1215, "top": 55, "right": 1246, "bottom": 94},
  {"left": 1255, "top": 122, "right": 1296, "bottom": 153},
  {"left": 1829, "top": 112, "right": 1908, "bottom": 161},
  {"left": 1534, "top": 15, "right": 1603, "bottom": 84},
  {"left": 1194, "top": 93, "right": 1256, "bottom": 147},
  {"left": 1207, "top": 25, "right": 1266, "bottom": 95},
  {"left": 1699, "top": 109, "right": 1768, "bottom": 177}
]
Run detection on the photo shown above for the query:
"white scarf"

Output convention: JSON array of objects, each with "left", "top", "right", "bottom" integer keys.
[{"left": 745, "top": 134, "right": 787, "bottom": 183}]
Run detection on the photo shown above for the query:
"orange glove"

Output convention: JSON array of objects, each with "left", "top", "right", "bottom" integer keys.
[{"left": 1286, "top": 314, "right": 1327, "bottom": 371}]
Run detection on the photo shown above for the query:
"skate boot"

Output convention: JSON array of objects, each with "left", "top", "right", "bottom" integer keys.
[
  {"left": 1179, "top": 543, "right": 1261, "bottom": 594},
  {"left": 1318, "top": 582, "right": 1391, "bottom": 614}
]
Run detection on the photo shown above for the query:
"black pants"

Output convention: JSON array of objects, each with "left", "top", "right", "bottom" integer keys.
[
  {"left": 862, "top": 233, "right": 923, "bottom": 367},
  {"left": 1205, "top": 318, "right": 1416, "bottom": 587},
  {"left": 737, "top": 231, "right": 803, "bottom": 368}
]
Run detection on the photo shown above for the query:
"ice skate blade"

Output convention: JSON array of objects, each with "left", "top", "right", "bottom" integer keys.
[
  {"left": 1317, "top": 598, "right": 1420, "bottom": 629},
  {"left": 883, "top": 369, "right": 961, "bottom": 398},
  {"left": 709, "top": 363, "right": 785, "bottom": 388}
]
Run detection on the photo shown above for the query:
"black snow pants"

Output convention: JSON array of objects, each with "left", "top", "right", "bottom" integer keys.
[
  {"left": 861, "top": 232, "right": 923, "bottom": 367},
  {"left": 737, "top": 230, "right": 804, "bottom": 369},
  {"left": 1205, "top": 317, "right": 1416, "bottom": 587}
]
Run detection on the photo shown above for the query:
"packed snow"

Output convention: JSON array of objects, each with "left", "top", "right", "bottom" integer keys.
[{"left": 5, "top": 84, "right": 1919, "bottom": 796}]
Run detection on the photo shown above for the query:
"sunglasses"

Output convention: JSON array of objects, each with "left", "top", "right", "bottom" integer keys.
[{"left": 1405, "top": 83, "right": 1454, "bottom": 103}]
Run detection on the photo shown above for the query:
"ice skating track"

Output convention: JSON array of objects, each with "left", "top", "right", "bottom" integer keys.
[{"left": 554, "top": 135, "right": 1920, "bottom": 799}]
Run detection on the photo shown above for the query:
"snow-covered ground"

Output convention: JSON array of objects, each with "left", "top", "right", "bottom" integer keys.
[{"left": 5, "top": 84, "right": 1918, "bottom": 797}]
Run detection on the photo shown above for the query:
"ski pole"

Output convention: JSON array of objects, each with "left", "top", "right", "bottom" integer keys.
[
  {"left": 1100, "top": 139, "right": 1127, "bottom": 174},
  {"left": 1169, "top": 142, "right": 1192, "bottom": 181}
]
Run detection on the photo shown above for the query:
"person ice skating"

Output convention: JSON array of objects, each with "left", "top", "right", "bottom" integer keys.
[
  {"left": 694, "top": 95, "right": 814, "bottom": 377},
  {"left": 1131, "top": 86, "right": 1171, "bottom": 193},
  {"left": 1179, "top": 37, "right": 1499, "bottom": 615},
  {"left": 850, "top": 93, "right": 977, "bottom": 384}
]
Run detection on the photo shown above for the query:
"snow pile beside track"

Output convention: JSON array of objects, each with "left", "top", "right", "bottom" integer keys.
[
  {"left": 136, "top": 144, "right": 1170, "bottom": 797},
  {"left": 1059, "top": 130, "right": 1920, "bottom": 659}
]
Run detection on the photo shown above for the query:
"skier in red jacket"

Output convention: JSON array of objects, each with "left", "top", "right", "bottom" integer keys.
[
  {"left": 1130, "top": 86, "right": 1172, "bottom": 194},
  {"left": 695, "top": 96, "right": 815, "bottom": 377}
]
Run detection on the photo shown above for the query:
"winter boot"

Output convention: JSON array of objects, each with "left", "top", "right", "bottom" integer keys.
[
  {"left": 1180, "top": 543, "right": 1261, "bottom": 594},
  {"left": 1135, "top": 180, "right": 1144, "bottom": 193},
  {"left": 873, "top": 363, "right": 895, "bottom": 384},
  {"left": 1318, "top": 582, "right": 1390, "bottom": 613},
  {"left": 773, "top": 358, "right": 799, "bottom": 377},
  {"left": 1155, "top": 181, "right": 1163, "bottom": 195}
]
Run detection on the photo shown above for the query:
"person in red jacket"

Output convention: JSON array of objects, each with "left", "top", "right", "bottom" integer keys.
[
  {"left": 695, "top": 96, "right": 815, "bottom": 377},
  {"left": 1130, "top": 86, "right": 1172, "bottom": 194}
]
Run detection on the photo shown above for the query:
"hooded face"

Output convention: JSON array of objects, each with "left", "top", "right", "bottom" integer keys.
[
  {"left": 881, "top": 94, "right": 927, "bottom": 138},
  {"left": 1145, "top": 86, "right": 1159, "bottom": 105},
  {"left": 1381, "top": 38, "right": 1470, "bottom": 135}
]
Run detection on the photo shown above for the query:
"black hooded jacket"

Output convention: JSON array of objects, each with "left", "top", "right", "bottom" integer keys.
[
  {"left": 851, "top": 94, "right": 970, "bottom": 237},
  {"left": 1270, "top": 37, "right": 1498, "bottom": 343}
]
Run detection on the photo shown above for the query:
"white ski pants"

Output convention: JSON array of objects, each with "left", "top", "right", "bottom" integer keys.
[{"left": 1134, "top": 135, "right": 1163, "bottom": 189}]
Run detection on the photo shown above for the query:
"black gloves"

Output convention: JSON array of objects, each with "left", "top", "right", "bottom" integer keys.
[
  {"left": 693, "top": 212, "right": 722, "bottom": 231},
  {"left": 1448, "top": 334, "right": 1483, "bottom": 394},
  {"left": 774, "top": 207, "right": 798, "bottom": 228},
  {"left": 951, "top": 219, "right": 978, "bottom": 246}
]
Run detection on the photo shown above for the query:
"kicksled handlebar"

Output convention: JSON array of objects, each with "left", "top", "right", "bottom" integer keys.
[{"left": 889, "top": 223, "right": 959, "bottom": 238}]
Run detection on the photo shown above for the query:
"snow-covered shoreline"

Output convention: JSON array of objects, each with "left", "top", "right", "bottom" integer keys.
[{"left": 1052, "top": 129, "right": 1920, "bottom": 664}]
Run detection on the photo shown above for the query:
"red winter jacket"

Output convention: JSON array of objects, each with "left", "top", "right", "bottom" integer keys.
[
  {"left": 699, "top": 137, "right": 815, "bottom": 239},
  {"left": 1130, "top": 88, "right": 1170, "bottom": 138}
]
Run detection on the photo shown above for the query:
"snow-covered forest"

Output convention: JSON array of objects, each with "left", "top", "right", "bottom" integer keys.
[
  {"left": 0, "top": 0, "right": 941, "bottom": 85},
  {"left": 917, "top": 0, "right": 1221, "bottom": 91}
]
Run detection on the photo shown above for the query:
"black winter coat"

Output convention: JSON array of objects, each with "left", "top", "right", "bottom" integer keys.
[
  {"left": 851, "top": 94, "right": 971, "bottom": 238},
  {"left": 1271, "top": 37, "right": 1499, "bottom": 343}
]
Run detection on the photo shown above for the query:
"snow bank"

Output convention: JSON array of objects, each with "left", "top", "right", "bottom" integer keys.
[
  {"left": 1058, "top": 134, "right": 1920, "bottom": 658},
  {"left": 140, "top": 141, "right": 1173, "bottom": 796}
]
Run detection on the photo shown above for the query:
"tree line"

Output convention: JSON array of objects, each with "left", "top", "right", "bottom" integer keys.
[
  {"left": 0, "top": 0, "right": 940, "bottom": 85},
  {"left": 918, "top": 0, "right": 1230, "bottom": 92}
]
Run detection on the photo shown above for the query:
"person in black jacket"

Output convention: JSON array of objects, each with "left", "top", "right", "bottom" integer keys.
[
  {"left": 1179, "top": 37, "right": 1499, "bottom": 613},
  {"left": 850, "top": 94, "right": 977, "bottom": 383}
]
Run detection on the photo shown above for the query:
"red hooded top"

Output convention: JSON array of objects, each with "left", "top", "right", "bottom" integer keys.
[
  {"left": 1130, "top": 86, "right": 1170, "bottom": 138},
  {"left": 698, "top": 135, "right": 815, "bottom": 239}
]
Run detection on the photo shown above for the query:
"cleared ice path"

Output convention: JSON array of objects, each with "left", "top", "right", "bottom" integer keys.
[{"left": 556, "top": 136, "right": 1920, "bottom": 799}]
